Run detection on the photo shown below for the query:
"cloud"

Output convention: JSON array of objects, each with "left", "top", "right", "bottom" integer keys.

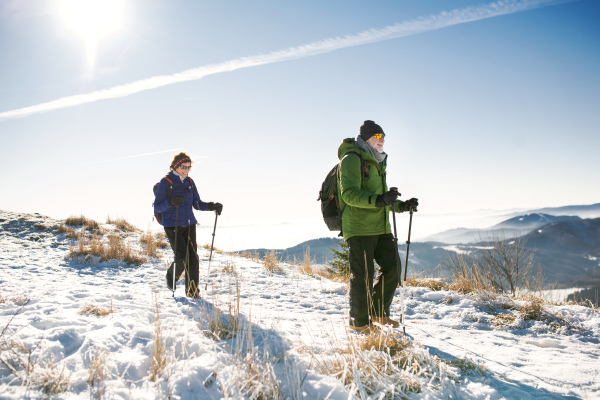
[{"left": 0, "top": 0, "right": 574, "bottom": 121}]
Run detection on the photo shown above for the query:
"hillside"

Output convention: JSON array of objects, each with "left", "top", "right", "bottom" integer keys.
[
  {"left": 1, "top": 210, "right": 599, "bottom": 399},
  {"left": 424, "top": 213, "right": 582, "bottom": 244},
  {"left": 520, "top": 217, "right": 600, "bottom": 287}
]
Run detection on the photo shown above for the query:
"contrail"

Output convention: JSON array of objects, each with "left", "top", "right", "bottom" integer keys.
[
  {"left": 0, "top": 0, "right": 574, "bottom": 121},
  {"left": 76, "top": 148, "right": 186, "bottom": 166}
]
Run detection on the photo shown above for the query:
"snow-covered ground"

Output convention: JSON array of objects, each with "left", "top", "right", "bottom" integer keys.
[{"left": 1, "top": 210, "right": 599, "bottom": 399}]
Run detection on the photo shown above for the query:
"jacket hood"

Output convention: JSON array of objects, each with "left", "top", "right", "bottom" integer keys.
[{"left": 338, "top": 138, "right": 378, "bottom": 162}]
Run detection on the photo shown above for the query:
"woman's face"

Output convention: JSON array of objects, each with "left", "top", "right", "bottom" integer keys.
[{"left": 176, "top": 162, "right": 192, "bottom": 178}]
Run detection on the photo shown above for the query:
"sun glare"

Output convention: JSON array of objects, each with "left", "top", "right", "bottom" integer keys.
[{"left": 57, "top": 0, "right": 126, "bottom": 66}]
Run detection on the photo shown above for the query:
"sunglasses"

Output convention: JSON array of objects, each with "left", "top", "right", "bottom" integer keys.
[
  {"left": 179, "top": 165, "right": 192, "bottom": 170},
  {"left": 372, "top": 133, "right": 385, "bottom": 140}
]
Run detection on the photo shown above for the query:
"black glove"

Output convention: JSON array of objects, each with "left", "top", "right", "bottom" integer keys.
[
  {"left": 375, "top": 188, "right": 400, "bottom": 207},
  {"left": 169, "top": 194, "right": 184, "bottom": 207},
  {"left": 402, "top": 198, "right": 419, "bottom": 212},
  {"left": 208, "top": 202, "right": 223, "bottom": 215}
]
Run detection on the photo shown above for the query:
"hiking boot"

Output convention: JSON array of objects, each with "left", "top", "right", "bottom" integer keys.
[
  {"left": 349, "top": 324, "right": 373, "bottom": 334},
  {"left": 372, "top": 316, "right": 400, "bottom": 328}
]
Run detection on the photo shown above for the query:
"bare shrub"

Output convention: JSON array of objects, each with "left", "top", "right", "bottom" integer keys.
[
  {"left": 263, "top": 251, "right": 284, "bottom": 274},
  {"left": 106, "top": 217, "right": 139, "bottom": 232},
  {"left": 444, "top": 234, "right": 538, "bottom": 296}
]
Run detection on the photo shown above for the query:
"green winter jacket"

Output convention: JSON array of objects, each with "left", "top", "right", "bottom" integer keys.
[{"left": 337, "top": 138, "right": 405, "bottom": 241}]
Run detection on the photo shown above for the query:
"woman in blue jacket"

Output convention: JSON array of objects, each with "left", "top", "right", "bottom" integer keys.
[{"left": 154, "top": 152, "right": 222, "bottom": 298}]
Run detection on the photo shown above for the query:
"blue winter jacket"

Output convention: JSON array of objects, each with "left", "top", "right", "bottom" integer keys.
[{"left": 153, "top": 171, "right": 209, "bottom": 227}]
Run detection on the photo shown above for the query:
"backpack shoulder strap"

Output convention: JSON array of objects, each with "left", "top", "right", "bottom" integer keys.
[
  {"left": 163, "top": 176, "right": 174, "bottom": 197},
  {"left": 343, "top": 151, "right": 368, "bottom": 179}
]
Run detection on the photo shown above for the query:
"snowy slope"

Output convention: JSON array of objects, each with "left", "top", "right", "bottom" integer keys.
[{"left": 0, "top": 210, "right": 599, "bottom": 399}]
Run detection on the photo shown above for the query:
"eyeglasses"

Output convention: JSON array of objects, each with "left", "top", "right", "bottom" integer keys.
[
  {"left": 373, "top": 133, "right": 385, "bottom": 140},
  {"left": 179, "top": 165, "right": 192, "bottom": 170}
]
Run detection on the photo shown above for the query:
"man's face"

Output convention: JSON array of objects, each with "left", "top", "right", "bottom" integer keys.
[{"left": 366, "top": 134, "right": 385, "bottom": 153}]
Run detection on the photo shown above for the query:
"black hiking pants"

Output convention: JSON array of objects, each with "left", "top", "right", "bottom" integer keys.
[
  {"left": 164, "top": 224, "right": 200, "bottom": 297},
  {"left": 347, "top": 233, "right": 400, "bottom": 327}
]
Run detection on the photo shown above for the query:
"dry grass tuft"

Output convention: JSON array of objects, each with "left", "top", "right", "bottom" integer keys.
[
  {"left": 202, "top": 276, "right": 241, "bottom": 341},
  {"left": 65, "top": 215, "right": 104, "bottom": 235},
  {"left": 202, "top": 244, "right": 224, "bottom": 254},
  {"left": 106, "top": 217, "right": 139, "bottom": 232},
  {"left": 36, "top": 357, "right": 71, "bottom": 395},
  {"left": 519, "top": 295, "right": 545, "bottom": 320},
  {"left": 87, "top": 350, "right": 107, "bottom": 399},
  {"left": 406, "top": 276, "right": 448, "bottom": 291},
  {"left": 87, "top": 349, "right": 107, "bottom": 386},
  {"left": 296, "top": 248, "right": 317, "bottom": 277},
  {"left": 149, "top": 296, "right": 167, "bottom": 382},
  {"left": 56, "top": 224, "right": 70, "bottom": 234},
  {"left": 263, "top": 251, "right": 285, "bottom": 274},
  {"left": 222, "top": 261, "right": 237, "bottom": 274},
  {"left": 139, "top": 231, "right": 169, "bottom": 258},
  {"left": 449, "top": 357, "right": 488, "bottom": 376},
  {"left": 316, "top": 330, "right": 448, "bottom": 398},
  {"left": 34, "top": 223, "right": 50, "bottom": 231},
  {"left": 66, "top": 228, "right": 82, "bottom": 240},
  {"left": 239, "top": 250, "right": 261, "bottom": 262},
  {"left": 447, "top": 275, "right": 480, "bottom": 294},
  {"left": 219, "top": 348, "right": 282, "bottom": 399},
  {"left": 68, "top": 234, "right": 146, "bottom": 266},
  {"left": 79, "top": 299, "right": 115, "bottom": 316}
]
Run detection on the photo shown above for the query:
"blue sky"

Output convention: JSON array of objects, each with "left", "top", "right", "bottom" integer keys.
[{"left": 1, "top": 0, "right": 599, "bottom": 249}]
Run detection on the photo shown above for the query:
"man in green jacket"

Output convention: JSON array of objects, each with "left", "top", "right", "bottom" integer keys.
[{"left": 338, "top": 120, "right": 418, "bottom": 333}]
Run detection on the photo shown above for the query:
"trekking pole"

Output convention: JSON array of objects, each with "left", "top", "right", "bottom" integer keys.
[
  {"left": 390, "top": 194, "right": 402, "bottom": 286},
  {"left": 401, "top": 205, "right": 415, "bottom": 335},
  {"left": 389, "top": 188, "right": 405, "bottom": 332},
  {"left": 172, "top": 205, "right": 180, "bottom": 297},
  {"left": 204, "top": 212, "right": 219, "bottom": 290}
]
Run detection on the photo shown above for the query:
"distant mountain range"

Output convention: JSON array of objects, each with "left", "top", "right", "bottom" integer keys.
[
  {"left": 239, "top": 203, "right": 600, "bottom": 288},
  {"left": 424, "top": 213, "right": 581, "bottom": 244}
]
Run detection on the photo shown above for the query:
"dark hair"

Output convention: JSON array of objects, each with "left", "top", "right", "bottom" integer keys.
[{"left": 170, "top": 152, "right": 192, "bottom": 170}]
